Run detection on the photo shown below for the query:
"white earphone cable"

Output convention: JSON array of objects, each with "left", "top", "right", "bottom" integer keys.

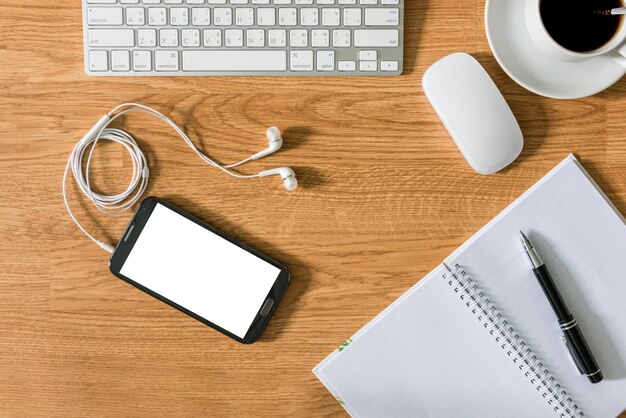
[{"left": 62, "top": 103, "right": 261, "bottom": 254}]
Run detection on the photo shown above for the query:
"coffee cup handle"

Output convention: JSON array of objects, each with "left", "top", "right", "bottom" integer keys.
[{"left": 609, "top": 43, "right": 626, "bottom": 68}]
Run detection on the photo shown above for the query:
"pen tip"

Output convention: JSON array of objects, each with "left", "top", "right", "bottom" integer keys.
[{"left": 519, "top": 230, "right": 532, "bottom": 250}]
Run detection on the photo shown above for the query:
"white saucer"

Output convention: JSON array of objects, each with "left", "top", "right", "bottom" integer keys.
[{"left": 485, "top": 0, "right": 626, "bottom": 99}]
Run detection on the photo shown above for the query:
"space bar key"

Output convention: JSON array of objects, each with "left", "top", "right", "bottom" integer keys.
[{"left": 182, "top": 51, "right": 287, "bottom": 72}]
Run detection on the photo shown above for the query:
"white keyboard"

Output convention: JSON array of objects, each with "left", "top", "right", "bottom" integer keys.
[{"left": 82, "top": 0, "right": 404, "bottom": 76}]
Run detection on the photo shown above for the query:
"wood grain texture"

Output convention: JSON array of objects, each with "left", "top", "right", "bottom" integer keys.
[{"left": 1, "top": 0, "right": 625, "bottom": 416}]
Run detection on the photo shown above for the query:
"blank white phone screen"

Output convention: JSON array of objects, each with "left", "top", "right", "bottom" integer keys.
[{"left": 120, "top": 203, "right": 280, "bottom": 338}]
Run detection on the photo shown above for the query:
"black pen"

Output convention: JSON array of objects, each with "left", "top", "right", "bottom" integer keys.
[{"left": 519, "top": 231, "right": 603, "bottom": 384}]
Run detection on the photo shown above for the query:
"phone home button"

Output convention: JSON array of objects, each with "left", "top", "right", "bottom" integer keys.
[{"left": 260, "top": 298, "right": 274, "bottom": 317}]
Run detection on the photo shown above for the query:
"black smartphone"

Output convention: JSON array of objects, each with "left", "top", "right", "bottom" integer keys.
[{"left": 109, "top": 197, "right": 290, "bottom": 344}]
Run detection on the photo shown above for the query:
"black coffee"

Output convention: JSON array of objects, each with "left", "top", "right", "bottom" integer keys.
[{"left": 540, "top": 0, "right": 624, "bottom": 52}]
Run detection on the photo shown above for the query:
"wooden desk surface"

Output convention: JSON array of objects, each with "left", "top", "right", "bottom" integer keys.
[{"left": 1, "top": 0, "right": 625, "bottom": 416}]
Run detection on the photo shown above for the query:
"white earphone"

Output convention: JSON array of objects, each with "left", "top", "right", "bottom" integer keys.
[
  {"left": 259, "top": 167, "right": 298, "bottom": 191},
  {"left": 250, "top": 127, "right": 283, "bottom": 161},
  {"left": 62, "top": 102, "right": 297, "bottom": 253}
]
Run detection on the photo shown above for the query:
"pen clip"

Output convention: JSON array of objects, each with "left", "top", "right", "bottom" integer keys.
[{"left": 561, "top": 335, "right": 584, "bottom": 375}]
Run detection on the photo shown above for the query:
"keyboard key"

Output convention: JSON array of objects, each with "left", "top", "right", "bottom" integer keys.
[
  {"left": 170, "top": 7, "right": 189, "bottom": 25},
  {"left": 279, "top": 8, "right": 297, "bottom": 25},
  {"left": 192, "top": 8, "right": 211, "bottom": 25},
  {"left": 126, "top": 8, "right": 145, "bottom": 25},
  {"left": 343, "top": 8, "right": 361, "bottom": 26},
  {"left": 203, "top": 29, "right": 222, "bottom": 46},
  {"left": 359, "top": 50, "right": 377, "bottom": 60},
  {"left": 111, "top": 50, "right": 131, "bottom": 71},
  {"left": 148, "top": 8, "right": 167, "bottom": 25},
  {"left": 257, "top": 8, "right": 276, "bottom": 26},
  {"left": 311, "top": 29, "right": 329, "bottom": 47},
  {"left": 364, "top": 8, "right": 399, "bottom": 26},
  {"left": 88, "top": 50, "right": 108, "bottom": 71},
  {"left": 246, "top": 29, "right": 265, "bottom": 47},
  {"left": 290, "top": 50, "right": 313, "bottom": 71},
  {"left": 182, "top": 50, "right": 287, "bottom": 71},
  {"left": 182, "top": 28, "right": 201, "bottom": 46},
  {"left": 338, "top": 60, "right": 356, "bottom": 71},
  {"left": 155, "top": 50, "right": 180, "bottom": 71},
  {"left": 158, "top": 31, "right": 180, "bottom": 50},
  {"left": 138, "top": 28, "right": 157, "bottom": 46},
  {"left": 332, "top": 29, "right": 350, "bottom": 47},
  {"left": 290, "top": 29, "right": 308, "bottom": 47},
  {"left": 214, "top": 8, "right": 232, "bottom": 25},
  {"left": 316, "top": 50, "right": 334, "bottom": 71},
  {"left": 133, "top": 50, "right": 152, "bottom": 71},
  {"left": 380, "top": 60, "right": 398, "bottom": 71},
  {"left": 354, "top": 29, "right": 398, "bottom": 47},
  {"left": 359, "top": 60, "right": 376, "bottom": 71},
  {"left": 268, "top": 29, "right": 287, "bottom": 47},
  {"left": 160, "top": 28, "right": 179, "bottom": 46},
  {"left": 87, "top": 7, "right": 123, "bottom": 25},
  {"left": 88, "top": 29, "right": 134, "bottom": 47},
  {"left": 225, "top": 29, "right": 244, "bottom": 47},
  {"left": 235, "top": 8, "right": 254, "bottom": 25},
  {"left": 300, "top": 8, "right": 318, "bottom": 25},
  {"left": 322, "top": 8, "right": 340, "bottom": 26}
]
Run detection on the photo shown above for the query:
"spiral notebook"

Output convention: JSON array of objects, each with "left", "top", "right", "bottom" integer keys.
[{"left": 314, "top": 155, "right": 626, "bottom": 418}]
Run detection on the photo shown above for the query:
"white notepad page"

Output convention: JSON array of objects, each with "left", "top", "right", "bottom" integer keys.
[
  {"left": 314, "top": 155, "right": 626, "bottom": 418},
  {"left": 446, "top": 156, "right": 626, "bottom": 417},
  {"left": 315, "top": 265, "right": 557, "bottom": 417}
]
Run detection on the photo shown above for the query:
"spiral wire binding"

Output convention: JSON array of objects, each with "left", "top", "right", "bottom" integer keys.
[{"left": 442, "top": 263, "right": 583, "bottom": 418}]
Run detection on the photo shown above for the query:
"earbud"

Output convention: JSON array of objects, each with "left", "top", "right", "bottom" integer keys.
[
  {"left": 250, "top": 127, "right": 283, "bottom": 160},
  {"left": 258, "top": 167, "right": 298, "bottom": 191},
  {"left": 252, "top": 129, "right": 297, "bottom": 191}
]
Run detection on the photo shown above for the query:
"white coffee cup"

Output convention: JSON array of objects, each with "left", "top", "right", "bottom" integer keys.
[{"left": 525, "top": 0, "right": 626, "bottom": 67}]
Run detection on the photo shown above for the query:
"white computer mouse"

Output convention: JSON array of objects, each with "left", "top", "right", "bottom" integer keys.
[{"left": 422, "top": 53, "right": 523, "bottom": 175}]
